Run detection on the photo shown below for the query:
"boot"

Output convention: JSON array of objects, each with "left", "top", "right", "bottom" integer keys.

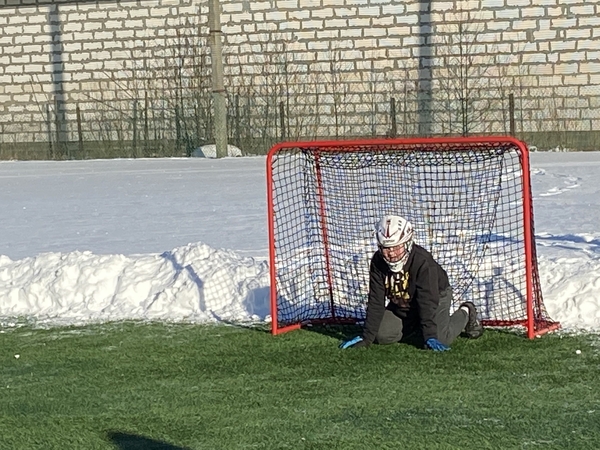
[{"left": 461, "top": 301, "right": 484, "bottom": 339}]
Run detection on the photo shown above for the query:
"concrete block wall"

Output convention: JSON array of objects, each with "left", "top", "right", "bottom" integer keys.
[{"left": 0, "top": 0, "right": 599, "bottom": 150}]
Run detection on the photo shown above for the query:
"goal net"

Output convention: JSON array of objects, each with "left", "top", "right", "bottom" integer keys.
[{"left": 266, "top": 137, "right": 559, "bottom": 339}]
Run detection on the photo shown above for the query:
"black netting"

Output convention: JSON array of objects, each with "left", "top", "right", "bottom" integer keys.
[{"left": 269, "top": 140, "right": 556, "bottom": 336}]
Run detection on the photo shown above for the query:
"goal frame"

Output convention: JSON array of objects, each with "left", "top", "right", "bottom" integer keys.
[{"left": 266, "top": 136, "right": 560, "bottom": 339}]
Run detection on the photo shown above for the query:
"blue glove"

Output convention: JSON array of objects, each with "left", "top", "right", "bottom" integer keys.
[
  {"left": 339, "top": 336, "right": 367, "bottom": 349},
  {"left": 426, "top": 338, "right": 450, "bottom": 352}
]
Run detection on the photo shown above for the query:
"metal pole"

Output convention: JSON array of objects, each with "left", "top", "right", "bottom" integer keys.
[
  {"left": 390, "top": 97, "right": 397, "bottom": 137},
  {"left": 509, "top": 93, "right": 516, "bottom": 136},
  {"left": 46, "top": 103, "right": 54, "bottom": 159},
  {"left": 279, "top": 101, "right": 285, "bottom": 141},
  {"left": 76, "top": 104, "right": 84, "bottom": 157},
  {"left": 209, "top": 0, "right": 228, "bottom": 158}
]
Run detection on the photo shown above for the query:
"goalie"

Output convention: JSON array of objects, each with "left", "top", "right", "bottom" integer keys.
[{"left": 340, "top": 215, "right": 484, "bottom": 351}]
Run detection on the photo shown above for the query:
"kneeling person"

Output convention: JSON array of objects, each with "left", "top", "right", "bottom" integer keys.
[{"left": 340, "top": 215, "right": 483, "bottom": 351}]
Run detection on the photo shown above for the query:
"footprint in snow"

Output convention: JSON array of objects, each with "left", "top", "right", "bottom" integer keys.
[{"left": 538, "top": 175, "right": 581, "bottom": 197}]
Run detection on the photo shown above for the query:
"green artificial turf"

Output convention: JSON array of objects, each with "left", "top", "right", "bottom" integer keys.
[{"left": 0, "top": 322, "right": 599, "bottom": 450}]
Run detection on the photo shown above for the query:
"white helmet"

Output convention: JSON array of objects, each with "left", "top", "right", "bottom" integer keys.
[
  {"left": 376, "top": 215, "right": 414, "bottom": 272},
  {"left": 376, "top": 215, "right": 414, "bottom": 248}
]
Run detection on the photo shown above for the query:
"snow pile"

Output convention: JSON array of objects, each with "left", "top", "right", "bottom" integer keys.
[
  {"left": 539, "top": 254, "right": 600, "bottom": 332},
  {"left": 192, "top": 144, "right": 243, "bottom": 158},
  {"left": 0, "top": 243, "right": 270, "bottom": 327}
]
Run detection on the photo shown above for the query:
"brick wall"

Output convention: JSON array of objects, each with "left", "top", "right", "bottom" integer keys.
[{"left": 0, "top": 0, "right": 599, "bottom": 155}]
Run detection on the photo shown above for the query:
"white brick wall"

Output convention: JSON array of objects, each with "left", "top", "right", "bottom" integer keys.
[{"left": 0, "top": 0, "right": 599, "bottom": 147}]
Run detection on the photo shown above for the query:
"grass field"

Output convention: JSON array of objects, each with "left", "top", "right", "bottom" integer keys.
[{"left": 1, "top": 322, "right": 599, "bottom": 450}]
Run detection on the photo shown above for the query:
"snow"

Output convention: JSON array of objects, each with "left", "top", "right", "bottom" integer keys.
[
  {"left": 191, "top": 144, "right": 243, "bottom": 158},
  {"left": 1, "top": 151, "right": 600, "bottom": 333}
]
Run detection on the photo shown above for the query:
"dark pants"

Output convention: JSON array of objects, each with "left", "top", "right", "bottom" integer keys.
[{"left": 375, "top": 287, "right": 468, "bottom": 347}]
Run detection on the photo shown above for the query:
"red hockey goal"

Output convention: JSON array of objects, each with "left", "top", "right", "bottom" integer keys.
[{"left": 266, "top": 137, "right": 559, "bottom": 339}]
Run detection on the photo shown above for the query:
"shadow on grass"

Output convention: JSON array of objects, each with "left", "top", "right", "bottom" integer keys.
[
  {"left": 216, "top": 320, "right": 431, "bottom": 351},
  {"left": 106, "top": 431, "right": 190, "bottom": 450},
  {"left": 305, "top": 324, "right": 427, "bottom": 349},
  {"left": 303, "top": 324, "right": 363, "bottom": 340},
  {"left": 217, "top": 321, "right": 360, "bottom": 343},
  {"left": 218, "top": 321, "right": 272, "bottom": 334},
  {"left": 219, "top": 321, "right": 361, "bottom": 340},
  {"left": 218, "top": 320, "right": 435, "bottom": 350}
]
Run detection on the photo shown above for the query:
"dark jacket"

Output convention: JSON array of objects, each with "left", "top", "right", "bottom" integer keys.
[{"left": 362, "top": 244, "right": 450, "bottom": 343}]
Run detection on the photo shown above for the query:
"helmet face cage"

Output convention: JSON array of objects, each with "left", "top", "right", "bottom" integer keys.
[{"left": 376, "top": 215, "right": 414, "bottom": 272}]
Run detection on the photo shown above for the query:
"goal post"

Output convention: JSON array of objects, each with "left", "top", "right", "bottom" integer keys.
[{"left": 266, "top": 137, "right": 559, "bottom": 339}]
